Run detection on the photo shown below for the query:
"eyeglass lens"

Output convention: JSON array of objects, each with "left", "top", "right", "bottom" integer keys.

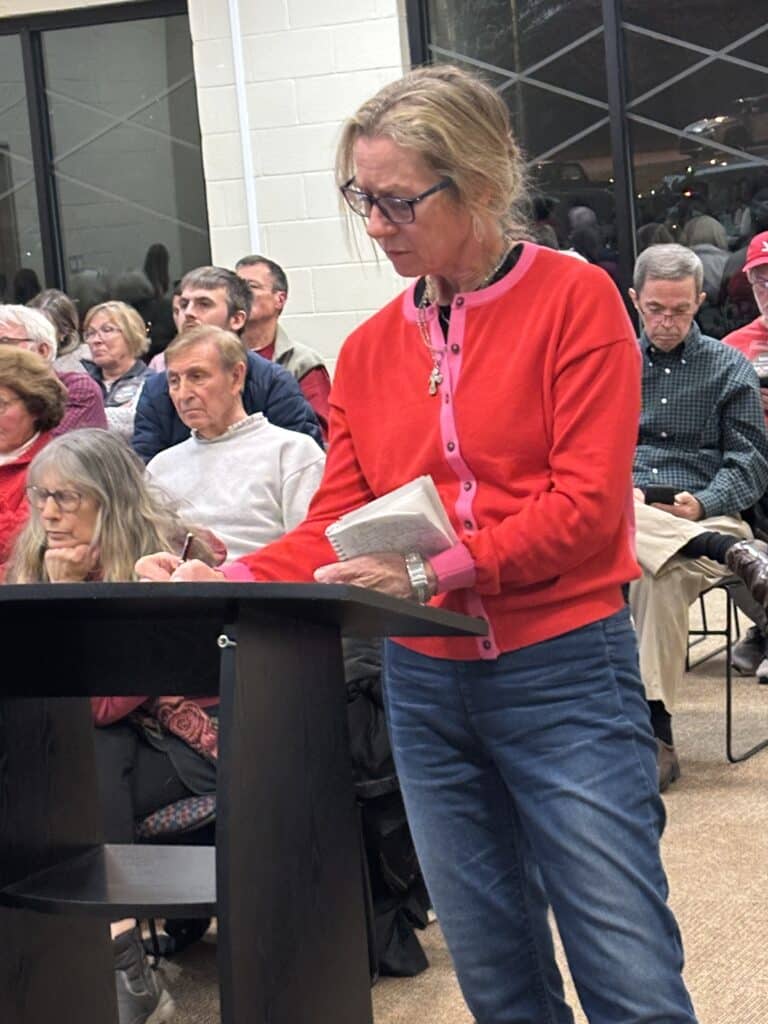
[
  {"left": 26, "top": 486, "right": 82, "bottom": 511},
  {"left": 85, "top": 323, "right": 118, "bottom": 340}
]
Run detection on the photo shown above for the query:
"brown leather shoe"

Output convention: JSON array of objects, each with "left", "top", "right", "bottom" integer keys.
[
  {"left": 657, "top": 739, "right": 681, "bottom": 793},
  {"left": 725, "top": 539, "right": 768, "bottom": 607}
]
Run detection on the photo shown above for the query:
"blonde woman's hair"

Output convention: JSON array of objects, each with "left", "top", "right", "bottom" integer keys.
[
  {"left": 83, "top": 300, "right": 149, "bottom": 358},
  {"left": 6, "top": 429, "right": 211, "bottom": 582},
  {"left": 335, "top": 64, "right": 531, "bottom": 243},
  {"left": 0, "top": 346, "right": 66, "bottom": 432}
]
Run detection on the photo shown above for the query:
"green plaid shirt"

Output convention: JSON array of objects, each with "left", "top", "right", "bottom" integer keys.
[{"left": 634, "top": 323, "right": 768, "bottom": 518}]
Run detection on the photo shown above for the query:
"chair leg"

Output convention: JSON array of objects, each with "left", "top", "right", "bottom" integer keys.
[
  {"left": 725, "top": 588, "right": 768, "bottom": 763},
  {"left": 147, "top": 918, "right": 162, "bottom": 965}
]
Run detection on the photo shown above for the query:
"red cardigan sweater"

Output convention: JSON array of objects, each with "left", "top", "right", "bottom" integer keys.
[{"left": 234, "top": 243, "right": 641, "bottom": 659}]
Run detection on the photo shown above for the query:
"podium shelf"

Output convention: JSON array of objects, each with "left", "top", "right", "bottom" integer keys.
[{"left": 0, "top": 844, "right": 215, "bottom": 918}]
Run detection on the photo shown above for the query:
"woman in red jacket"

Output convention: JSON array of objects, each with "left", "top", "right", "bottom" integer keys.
[
  {"left": 0, "top": 346, "right": 66, "bottom": 565},
  {"left": 137, "top": 66, "right": 698, "bottom": 1023}
]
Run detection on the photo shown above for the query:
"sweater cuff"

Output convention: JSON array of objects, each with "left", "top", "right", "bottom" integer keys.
[
  {"left": 430, "top": 543, "right": 477, "bottom": 594},
  {"left": 221, "top": 560, "right": 256, "bottom": 582}
]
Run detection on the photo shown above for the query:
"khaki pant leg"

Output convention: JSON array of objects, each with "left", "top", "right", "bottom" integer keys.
[{"left": 630, "top": 506, "right": 751, "bottom": 710}]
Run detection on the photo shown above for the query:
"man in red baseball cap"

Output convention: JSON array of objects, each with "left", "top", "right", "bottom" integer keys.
[
  {"left": 723, "top": 229, "right": 768, "bottom": 679},
  {"left": 722, "top": 230, "right": 768, "bottom": 362}
]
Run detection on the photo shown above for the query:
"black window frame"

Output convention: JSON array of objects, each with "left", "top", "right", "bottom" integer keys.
[
  {"left": 404, "top": 0, "right": 642, "bottom": 296},
  {"left": 0, "top": 0, "right": 195, "bottom": 289}
]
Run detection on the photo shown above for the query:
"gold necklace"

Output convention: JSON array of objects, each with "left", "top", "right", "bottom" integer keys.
[{"left": 416, "top": 245, "right": 510, "bottom": 396}]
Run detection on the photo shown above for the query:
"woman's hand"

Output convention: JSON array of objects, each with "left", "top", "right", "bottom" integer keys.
[
  {"left": 314, "top": 552, "right": 436, "bottom": 601},
  {"left": 135, "top": 552, "right": 225, "bottom": 582},
  {"left": 44, "top": 543, "right": 99, "bottom": 583}
]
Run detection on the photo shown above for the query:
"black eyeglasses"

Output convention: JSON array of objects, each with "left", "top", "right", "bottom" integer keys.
[
  {"left": 340, "top": 177, "right": 452, "bottom": 224},
  {"left": 26, "top": 486, "right": 83, "bottom": 512}
]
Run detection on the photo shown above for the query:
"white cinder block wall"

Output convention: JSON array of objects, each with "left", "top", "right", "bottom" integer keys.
[{"left": 190, "top": 0, "right": 411, "bottom": 376}]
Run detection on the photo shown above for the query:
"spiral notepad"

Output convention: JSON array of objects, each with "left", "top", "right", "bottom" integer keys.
[{"left": 325, "top": 476, "right": 458, "bottom": 561}]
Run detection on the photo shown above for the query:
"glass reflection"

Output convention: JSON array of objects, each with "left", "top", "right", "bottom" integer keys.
[{"left": 624, "top": 6, "right": 768, "bottom": 336}]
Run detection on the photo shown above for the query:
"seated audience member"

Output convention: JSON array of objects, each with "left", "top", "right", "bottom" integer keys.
[
  {"left": 146, "top": 326, "right": 325, "bottom": 558},
  {"left": 235, "top": 255, "right": 331, "bottom": 440},
  {"left": 680, "top": 215, "right": 729, "bottom": 304},
  {"left": 722, "top": 230, "right": 768, "bottom": 364},
  {"left": 0, "top": 304, "right": 107, "bottom": 435},
  {"left": 132, "top": 266, "right": 322, "bottom": 462},
  {"left": 145, "top": 331, "right": 428, "bottom": 971},
  {"left": 628, "top": 244, "right": 768, "bottom": 791},
  {"left": 0, "top": 347, "right": 66, "bottom": 563},
  {"left": 719, "top": 188, "right": 768, "bottom": 331},
  {"left": 636, "top": 222, "right": 674, "bottom": 252},
  {"left": 81, "top": 301, "right": 152, "bottom": 439},
  {"left": 6, "top": 428, "right": 222, "bottom": 1024},
  {"left": 28, "top": 288, "right": 92, "bottom": 372},
  {"left": 722, "top": 229, "right": 768, "bottom": 677}
]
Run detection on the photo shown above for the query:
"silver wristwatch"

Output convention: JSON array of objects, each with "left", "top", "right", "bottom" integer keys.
[{"left": 404, "top": 551, "right": 431, "bottom": 604}]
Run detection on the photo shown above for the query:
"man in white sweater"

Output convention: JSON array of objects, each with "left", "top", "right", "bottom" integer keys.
[{"left": 145, "top": 325, "right": 325, "bottom": 559}]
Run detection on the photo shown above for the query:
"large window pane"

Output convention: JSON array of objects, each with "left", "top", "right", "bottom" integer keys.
[
  {"left": 624, "top": 2, "right": 768, "bottom": 336},
  {"left": 42, "top": 15, "right": 210, "bottom": 306},
  {"left": 425, "top": 1, "right": 617, "bottom": 274},
  {"left": 0, "top": 35, "right": 44, "bottom": 301}
]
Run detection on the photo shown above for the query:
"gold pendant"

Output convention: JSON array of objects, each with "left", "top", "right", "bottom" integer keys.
[{"left": 428, "top": 366, "right": 443, "bottom": 396}]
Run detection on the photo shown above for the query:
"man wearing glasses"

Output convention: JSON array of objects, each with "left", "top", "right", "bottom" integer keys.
[
  {"left": 0, "top": 304, "right": 107, "bottom": 436},
  {"left": 722, "top": 230, "right": 768, "bottom": 396},
  {"left": 627, "top": 244, "right": 768, "bottom": 791},
  {"left": 721, "top": 230, "right": 768, "bottom": 680}
]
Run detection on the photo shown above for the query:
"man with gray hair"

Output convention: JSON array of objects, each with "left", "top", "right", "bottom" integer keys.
[
  {"left": 628, "top": 243, "right": 768, "bottom": 790},
  {"left": 0, "top": 304, "right": 107, "bottom": 435},
  {"left": 145, "top": 325, "right": 325, "bottom": 559}
]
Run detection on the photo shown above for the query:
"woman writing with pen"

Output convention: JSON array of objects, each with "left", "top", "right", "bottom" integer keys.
[{"left": 5, "top": 428, "right": 223, "bottom": 1024}]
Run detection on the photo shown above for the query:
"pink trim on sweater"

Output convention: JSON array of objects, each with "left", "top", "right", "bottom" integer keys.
[
  {"left": 431, "top": 543, "right": 476, "bottom": 593},
  {"left": 221, "top": 560, "right": 255, "bottom": 581}
]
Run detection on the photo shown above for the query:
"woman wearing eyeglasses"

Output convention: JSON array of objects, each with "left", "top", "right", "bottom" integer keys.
[
  {"left": 81, "top": 300, "right": 152, "bottom": 439},
  {"left": 0, "top": 346, "right": 66, "bottom": 565},
  {"left": 6, "top": 427, "right": 223, "bottom": 1024},
  {"left": 137, "top": 66, "right": 698, "bottom": 1022}
]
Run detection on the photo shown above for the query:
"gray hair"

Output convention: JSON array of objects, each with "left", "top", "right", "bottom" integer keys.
[
  {"left": 633, "top": 243, "right": 704, "bottom": 295},
  {"left": 0, "top": 304, "right": 58, "bottom": 360},
  {"left": 7, "top": 429, "right": 211, "bottom": 583}
]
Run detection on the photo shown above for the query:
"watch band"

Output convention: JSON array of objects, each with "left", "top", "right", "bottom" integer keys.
[{"left": 404, "top": 551, "right": 431, "bottom": 604}]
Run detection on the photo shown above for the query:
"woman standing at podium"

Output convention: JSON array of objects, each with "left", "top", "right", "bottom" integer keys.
[{"left": 137, "top": 67, "right": 698, "bottom": 1024}]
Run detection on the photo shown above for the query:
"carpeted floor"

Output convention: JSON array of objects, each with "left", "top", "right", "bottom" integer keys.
[{"left": 165, "top": 594, "right": 768, "bottom": 1023}]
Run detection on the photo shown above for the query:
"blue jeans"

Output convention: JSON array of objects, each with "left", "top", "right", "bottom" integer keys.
[{"left": 383, "top": 608, "right": 697, "bottom": 1024}]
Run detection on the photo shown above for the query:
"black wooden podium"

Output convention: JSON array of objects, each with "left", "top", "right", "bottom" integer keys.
[{"left": 0, "top": 582, "right": 485, "bottom": 1024}]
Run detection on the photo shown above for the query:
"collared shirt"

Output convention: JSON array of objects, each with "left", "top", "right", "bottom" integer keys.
[{"left": 634, "top": 322, "right": 768, "bottom": 518}]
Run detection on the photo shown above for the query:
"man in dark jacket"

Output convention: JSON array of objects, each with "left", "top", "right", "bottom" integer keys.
[{"left": 132, "top": 266, "right": 322, "bottom": 461}]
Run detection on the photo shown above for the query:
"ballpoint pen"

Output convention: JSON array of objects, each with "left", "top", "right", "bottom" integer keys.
[{"left": 180, "top": 532, "right": 194, "bottom": 562}]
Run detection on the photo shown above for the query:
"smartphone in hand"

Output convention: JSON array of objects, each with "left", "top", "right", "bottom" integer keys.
[{"left": 644, "top": 485, "right": 677, "bottom": 505}]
